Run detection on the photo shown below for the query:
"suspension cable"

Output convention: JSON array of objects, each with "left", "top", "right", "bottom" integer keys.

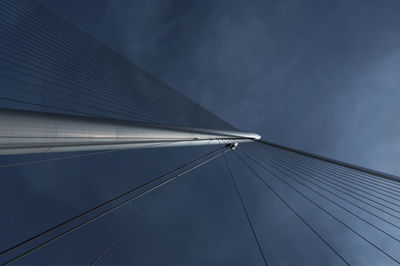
[
  {"left": 2, "top": 145, "right": 232, "bottom": 265},
  {"left": 234, "top": 149, "right": 350, "bottom": 265},
  {"left": 223, "top": 154, "right": 268, "bottom": 265}
]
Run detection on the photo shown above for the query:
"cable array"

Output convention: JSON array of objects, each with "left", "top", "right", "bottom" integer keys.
[
  {"left": 0, "top": 0, "right": 233, "bottom": 130},
  {"left": 0, "top": 1, "right": 240, "bottom": 264},
  {"left": 233, "top": 142, "right": 400, "bottom": 264},
  {"left": 2, "top": 0, "right": 400, "bottom": 265},
  {"left": 0, "top": 145, "right": 232, "bottom": 265}
]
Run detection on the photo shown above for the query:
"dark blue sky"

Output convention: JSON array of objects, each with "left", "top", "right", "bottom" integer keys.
[
  {"left": 1, "top": 0, "right": 400, "bottom": 265},
  {"left": 38, "top": 0, "right": 400, "bottom": 176}
]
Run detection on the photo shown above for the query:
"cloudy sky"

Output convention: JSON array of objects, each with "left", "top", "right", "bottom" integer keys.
[
  {"left": 38, "top": 0, "right": 400, "bottom": 176},
  {"left": 1, "top": 0, "right": 400, "bottom": 265}
]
